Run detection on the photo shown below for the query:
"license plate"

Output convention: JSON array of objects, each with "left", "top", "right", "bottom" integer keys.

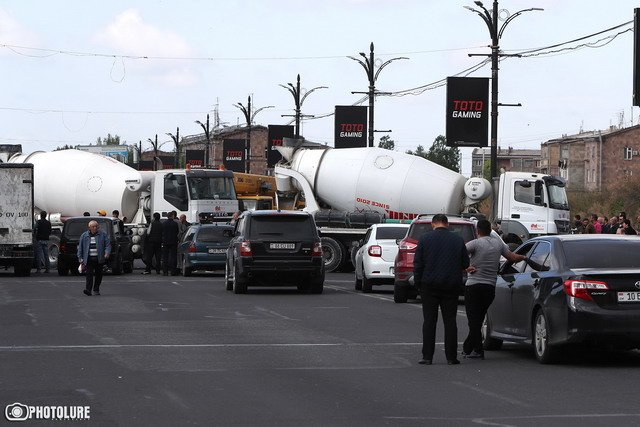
[
  {"left": 270, "top": 243, "right": 295, "bottom": 250},
  {"left": 208, "top": 248, "right": 226, "bottom": 254},
  {"left": 617, "top": 291, "right": 640, "bottom": 302}
]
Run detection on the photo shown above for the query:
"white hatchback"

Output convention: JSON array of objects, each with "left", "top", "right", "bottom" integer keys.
[{"left": 354, "top": 223, "right": 410, "bottom": 292}]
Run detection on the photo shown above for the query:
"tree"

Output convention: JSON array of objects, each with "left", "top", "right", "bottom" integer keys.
[
  {"left": 54, "top": 144, "right": 75, "bottom": 151},
  {"left": 378, "top": 135, "right": 395, "bottom": 150},
  {"left": 482, "top": 160, "right": 491, "bottom": 181},
  {"left": 405, "top": 145, "right": 428, "bottom": 159},
  {"left": 96, "top": 134, "right": 122, "bottom": 146},
  {"left": 406, "top": 136, "right": 461, "bottom": 172}
]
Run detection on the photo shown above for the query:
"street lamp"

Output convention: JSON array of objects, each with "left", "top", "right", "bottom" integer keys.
[
  {"left": 465, "top": 0, "right": 543, "bottom": 179},
  {"left": 348, "top": 42, "right": 407, "bottom": 147},
  {"left": 233, "top": 96, "right": 274, "bottom": 173},
  {"left": 166, "top": 127, "right": 180, "bottom": 168},
  {"left": 195, "top": 114, "right": 211, "bottom": 167},
  {"left": 280, "top": 74, "right": 327, "bottom": 139}
]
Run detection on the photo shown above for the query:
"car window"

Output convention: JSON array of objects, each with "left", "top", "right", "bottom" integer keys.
[
  {"left": 249, "top": 216, "right": 315, "bottom": 239},
  {"left": 197, "top": 228, "right": 232, "bottom": 243},
  {"left": 184, "top": 231, "right": 196, "bottom": 242},
  {"left": 524, "top": 242, "right": 551, "bottom": 272},
  {"left": 501, "top": 242, "right": 536, "bottom": 274},
  {"left": 408, "top": 222, "right": 475, "bottom": 243},
  {"left": 64, "top": 219, "right": 112, "bottom": 239},
  {"left": 563, "top": 240, "right": 640, "bottom": 268},
  {"left": 375, "top": 226, "right": 408, "bottom": 240},
  {"left": 362, "top": 229, "right": 372, "bottom": 244}
]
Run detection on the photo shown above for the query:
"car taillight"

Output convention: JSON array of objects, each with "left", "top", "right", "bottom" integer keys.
[
  {"left": 312, "top": 241, "right": 322, "bottom": 257},
  {"left": 188, "top": 242, "right": 196, "bottom": 253},
  {"left": 563, "top": 279, "right": 608, "bottom": 301},
  {"left": 368, "top": 245, "right": 382, "bottom": 257},
  {"left": 240, "top": 241, "right": 252, "bottom": 257},
  {"left": 398, "top": 238, "right": 417, "bottom": 251}
]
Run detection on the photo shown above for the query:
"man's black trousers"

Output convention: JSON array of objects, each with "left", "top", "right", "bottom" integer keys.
[
  {"left": 463, "top": 283, "right": 496, "bottom": 355},
  {"left": 421, "top": 288, "right": 459, "bottom": 361}
]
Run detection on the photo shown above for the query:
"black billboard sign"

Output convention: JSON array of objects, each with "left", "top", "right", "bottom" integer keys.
[
  {"left": 222, "top": 139, "right": 245, "bottom": 172},
  {"left": 334, "top": 105, "right": 367, "bottom": 148},
  {"left": 267, "top": 125, "right": 294, "bottom": 167},
  {"left": 445, "top": 77, "right": 489, "bottom": 147},
  {"left": 185, "top": 149, "right": 205, "bottom": 168}
]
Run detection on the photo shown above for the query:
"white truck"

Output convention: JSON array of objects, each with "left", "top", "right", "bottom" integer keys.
[
  {"left": 275, "top": 145, "right": 571, "bottom": 272},
  {"left": 0, "top": 164, "right": 35, "bottom": 276},
  {"left": 5, "top": 149, "right": 240, "bottom": 264}
]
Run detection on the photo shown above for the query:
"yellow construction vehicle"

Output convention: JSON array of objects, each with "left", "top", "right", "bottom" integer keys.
[{"left": 233, "top": 172, "right": 276, "bottom": 211}]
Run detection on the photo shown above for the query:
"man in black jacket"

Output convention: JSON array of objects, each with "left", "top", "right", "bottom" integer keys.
[
  {"left": 414, "top": 214, "right": 469, "bottom": 365},
  {"left": 143, "top": 213, "right": 163, "bottom": 274},
  {"left": 162, "top": 211, "right": 180, "bottom": 276},
  {"left": 35, "top": 211, "right": 52, "bottom": 273}
]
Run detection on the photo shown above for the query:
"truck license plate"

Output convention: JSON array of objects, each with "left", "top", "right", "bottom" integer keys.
[
  {"left": 208, "top": 248, "right": 226, "bottom": 254},
  {"left": 270, "top": 243, "right": 295, "bottom": 250},
  {"left": 617, "top": 291, "right": 640, "bottom": 302}
]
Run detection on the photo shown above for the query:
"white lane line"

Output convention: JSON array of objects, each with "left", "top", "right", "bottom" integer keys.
[
  {"left": 451, "top": 381, "right": 532, "bottom": 408},
  {"left": 171, "top": 281, "right": 183, "bottom": 287},
  {"left": 255, "top": 306, "right": 299, "bottom": 321}
]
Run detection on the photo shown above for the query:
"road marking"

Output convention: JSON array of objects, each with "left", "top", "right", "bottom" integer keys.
[
  {"left": 171, "top": 281, "right": 182, "bottom": 287},
  {"left": 255, "top": 306, "right": 299, "bottom": 321},
  {"left": 451, "top": 381, "right": 532, "bottom": 408}
]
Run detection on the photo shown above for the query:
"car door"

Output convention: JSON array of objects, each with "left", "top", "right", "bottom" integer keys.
[
  {"left": 227, "top": 216, "right": 245, "bottom": 271},
  {"left": 491, "top": 242, "right": 535, "bottom": 336},
  {"left": 511, "top": 241, "right": 552, "bottom": 338}
]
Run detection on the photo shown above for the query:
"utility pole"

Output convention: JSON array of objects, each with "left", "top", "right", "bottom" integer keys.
[
  {"left": 348, "top": 42, "right": 407, "bottom": 147},
  {"left": 280, "top": 74, "right": 327, "bottom": 139},
  {"left": 465, "top": 0, "right": 543, "bottom": 179},
  {"left": 166, "top": 127, "right": 180, "bottom": 168},
  {"left": 147, "top": 134, "right": 159, "bottom": 171},
  {"left": 195, "top": 114, "right": 211, "bottom": 167},
  {"left": 234, "top": 96, "right": 274, "bottom": 173}
]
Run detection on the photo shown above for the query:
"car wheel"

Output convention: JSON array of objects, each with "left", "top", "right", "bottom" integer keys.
[
  {"left": 310, "top": 277, "right": 324, "bottom": 294},
  {"left": 533, "top": 310, "right": 557, "bottom": 364},
  {"left": 48, "top": 235, "right": 60, "bottom": 269},
  {"left": 182, "top": 258, "right": 192, "bottom": 277},
  {"left": 362, "top": 274, "right": 373, "bottom": 293},
  {"left": 321, "top": 237, "right": 344, "bottom": 273},
  {"left": 482, "top": 314, "right": 503, "bottom": 351},
  {"left": 224, "top": 263, "right": 233, "bottom": 291},
  {"left": 232, "top": 265, "right": 247, "bottom": 294},
  {"left": 393, "top": 283, "right": 408, "bottom": 303}
]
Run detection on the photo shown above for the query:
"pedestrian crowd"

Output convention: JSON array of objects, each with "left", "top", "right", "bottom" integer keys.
[
  {"left": 572, "top": 211, "right": 638, "bottom": 235},
  {"left": 141, "top": 210, "right": 190, "bottom": 276}
]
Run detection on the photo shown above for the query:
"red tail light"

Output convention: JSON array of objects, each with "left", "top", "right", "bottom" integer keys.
[
  {"left": 240, "top": 241, "right": 252, "bottom": 257},
  {"left": 368, "top": 245, "right": 382, "bottom": 257},
  {"left": 563, "top": 279, "right": 608, "bottom": 301},
  {"left": 398, "top": 238, "right": 417, "bottom": 251},
  {"left": 188, "top": 242, "right": 196, "bottom": 253},
  {"left": 312, "top": 241, "right": 323, "bottom": 257}
]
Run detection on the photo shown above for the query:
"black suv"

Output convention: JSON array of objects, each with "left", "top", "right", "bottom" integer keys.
[
  {"left": 58, "top": 216, "right": 134, "bottom": 276},
  {"left": 224, "top": 210, "right": 324, "bottom": 294}
]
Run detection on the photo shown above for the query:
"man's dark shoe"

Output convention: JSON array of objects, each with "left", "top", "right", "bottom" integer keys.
[
  {"left": 93, "top": 290, "right": 100, "bottom": 295},
  {"left": 83, "top": 290, "right": 91, "bottom": 296},
  {"left": 447, "top": 359, "right": 461, "bottom": 365},
  {"left": 418, "top": 359, "right": 432, "bottom": 365}
]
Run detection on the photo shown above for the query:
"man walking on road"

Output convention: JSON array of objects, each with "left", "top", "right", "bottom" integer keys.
[
  {"left": 462, "top": 219, "right": 526, "bottom": 359},
  {"left": 78, "top": 220, "right": 111, "bottom": 296},
  {"left": 35, "top": 211, "right": 52, "bottom": 273},
  {"left": 414, "top": 214, "right": 469, "bottom": 366}
]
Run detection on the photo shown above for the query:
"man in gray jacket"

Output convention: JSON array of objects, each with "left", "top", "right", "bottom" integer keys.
[{"left": 77, "top": 220, "right": 111, "bottom": 296}]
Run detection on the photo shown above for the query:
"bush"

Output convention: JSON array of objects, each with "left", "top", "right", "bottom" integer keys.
[{"left": 568, "top": 176, "right": 640, "bottom": 221}]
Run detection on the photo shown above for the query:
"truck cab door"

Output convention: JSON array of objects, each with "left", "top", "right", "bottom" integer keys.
[{"left": 507, "top": 178, "right": 548, "bottom": 236}]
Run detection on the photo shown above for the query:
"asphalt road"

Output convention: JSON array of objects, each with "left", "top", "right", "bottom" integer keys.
[{"left": 1, "top": 268, "right": 640, "bottom": 426}]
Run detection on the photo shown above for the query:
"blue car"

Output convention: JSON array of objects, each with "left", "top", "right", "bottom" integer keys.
[{"left": 178, "top": 224, "right": 233, "bottom": 276}]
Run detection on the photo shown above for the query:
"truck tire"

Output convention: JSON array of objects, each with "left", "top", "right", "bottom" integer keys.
[
  {"left": 48, "top": 235, "right": 60, "bottom": 269},
  {"left": 321, "top": 237, "right": 344, "bottom": 273}
]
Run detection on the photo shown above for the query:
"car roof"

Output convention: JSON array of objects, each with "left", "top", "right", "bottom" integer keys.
[
  {"left": 410, "top": 214, "right": 475, "bottom": 225},
  {"left": 65, "top": 216, "right": 116, "bottom": 223},
  {"left": 192, "top": 223, "right": 234, "bottom": 230},
  {"left": 244, "top": 210, "right": 311, "bottom": 217},
  {"left": 369, "top": 223, "right": 410, "bottom": 229},
  {"left": 530, "top": 234, "right": 640, "bottom": 243}
]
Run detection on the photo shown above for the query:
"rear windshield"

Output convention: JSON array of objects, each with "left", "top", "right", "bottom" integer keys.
[
  {"left": 197, "top": 227, "right": 232, "bottom": 243},
  {"left": 408, "top": 223, "right": 475, "bottom": 243},
  {"left": 563, "top": 240, "right": 640, "bottom": 268},
  {"left": 64, "top": 219, "right": 112, "bottom": 239},
  {"left": 249, "top": 216, "right": 315, "bottom": 239},
  {"left": 375, "top": 227, "right": 408, "bottom": 240}
]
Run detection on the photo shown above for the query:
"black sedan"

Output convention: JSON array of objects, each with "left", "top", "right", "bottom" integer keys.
[{"left": 484, "top": 234, "right": 640, "bottom": 363}]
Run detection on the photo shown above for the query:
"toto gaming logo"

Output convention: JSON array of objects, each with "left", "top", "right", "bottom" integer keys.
[{"left": 635, "top": 281, "right": 640, "bottom": 290}]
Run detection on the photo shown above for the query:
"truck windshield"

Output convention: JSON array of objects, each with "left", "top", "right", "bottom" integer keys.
[
  {"left": 188, "top": 176, "right": 236, "bottom": 200},
  {"left": 546, "top": 182, "right": 569, "bottom": 211}
]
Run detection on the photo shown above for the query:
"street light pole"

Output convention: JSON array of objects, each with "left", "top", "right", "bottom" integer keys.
[
  {"left": 280, "top": 74, "right": 327, "bottom": 139},
  {"left": 195, "top": 114, "right": 211, "bottom": 167},
  {"left": 166, "top": 127, "right": 180, "bottom": 168},
  {"left": 465, "top": 0, "right": 543, "bottom": 179},
  {"left": 147, "top": 134, "right": 159, "bottom": 171},
  {"left": 349, "top": 42, "right": 407, "bottom": 147},
  {"left": 234, "top": 96, "right": 274, "bottom": 173}
]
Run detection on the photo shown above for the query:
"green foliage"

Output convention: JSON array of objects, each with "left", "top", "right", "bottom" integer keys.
[
  {"left": 378, "top": 135, "right": 395, "bottom": 150},
  {"left": 406, "top": 135, "right": 460, "bottom": 173},
  {"left": 568, "top": 175, "right": 640, "bottom": 222},
  {"left": 483, "top": 160, "right": 491, "bottom": 181},
  {"left": 54, "top": 144, "right": 76, "bottom": 151},
  {"left": 96, "top": 134, "right": 122, "bottom": 146}
]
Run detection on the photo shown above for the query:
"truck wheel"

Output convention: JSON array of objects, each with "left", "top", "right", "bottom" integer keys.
[
  {"left": 393, "top": 283, "right": 408, "bottom": 303},
  {"left": 350, "top": 246, "right": 359, "bottom": 269},
  {"left": 321, "top": 237, "right": 344, "bottom": 273},
  {"left": 362, "top": 275, "right": 373, "bottom": 293},
  {"left": 48, "top": 235, "right": 60, "bottom": 269}
]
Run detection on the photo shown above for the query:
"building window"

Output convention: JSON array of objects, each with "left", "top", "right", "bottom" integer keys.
[{"left": 624, "top": 147, "right": 633, "bottom": 160}]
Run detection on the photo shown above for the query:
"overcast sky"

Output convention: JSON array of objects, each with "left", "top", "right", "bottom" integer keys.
[{"left": 1, "top": 0, "right": 637, "bottom": 175}]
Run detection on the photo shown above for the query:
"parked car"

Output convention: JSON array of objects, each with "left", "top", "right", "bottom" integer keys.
[
  {"left": 225, "top": 210, "right": 324, "bottom": 294},
  {"left": 177, "top": 223, "right": 234, "bottom": 276},
  {"left": 393, "top": 214, "right": 477, "bottom": 303},
  {"left": 484, "top": 234, "right": 640, "bottom": 363},
  {"left": 354, "top": 223, "right": 410, "bottom": 293},
  {"left": 58, "top": 216, "right": 133, "bottom": 275}
]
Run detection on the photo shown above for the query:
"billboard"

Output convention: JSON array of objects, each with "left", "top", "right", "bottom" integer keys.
[
  {"left": 222, "top": 139, "right": 245, "bottom": 172},
  {"left": 185, "top": 149, "right": 205, "bottom": 168},
  {"left": 267, "top": 125, "right": 294, "bottom": 167},
  {"left": 334, "top": 105, "right": 367, "bottom": 148},
  {"left": 445, "top": 77, "right": 489, "bottom": 147},
  {"left": 76, "top": 144, "right": 130, "bottom": 163}
]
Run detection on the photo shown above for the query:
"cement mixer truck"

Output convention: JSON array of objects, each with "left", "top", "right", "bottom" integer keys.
[
  {"left": 5, "top": 149, "right": 240, "bottom": 266},
  {"left": 275, "top": 145, "right": 571, "bottom": 272}
]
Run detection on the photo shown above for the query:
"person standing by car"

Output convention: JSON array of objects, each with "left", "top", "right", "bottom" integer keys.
[
  {"left": 177, "top": 214, "right": 190, "bottom": 242},
  {"left": 34, "top": 211, "right": 52, "bottom": 274},
  {"left": 143, "top": 212, "right": 163, "bottom": 274},
  {"left": 162, "top": 211, "right": 179, "bottom": 276},
  {"left": 77, "top": 220, "right": 111, "bottom": 296},
  {"left": 414, "top": 214, "right": 469, "bottom": 366},
  {"left": 462, "top": 219, "right": 526, "bottom": 359}
]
